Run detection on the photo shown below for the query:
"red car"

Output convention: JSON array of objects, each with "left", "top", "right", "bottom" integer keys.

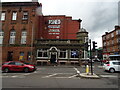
[
  {"left": 102, "top": 59, "right": 109, "bottom": 63},
  {"left": 2, "top": 61, "right": 36, "bottom": 73}
]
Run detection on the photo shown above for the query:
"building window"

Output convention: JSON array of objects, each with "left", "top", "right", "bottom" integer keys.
[
  {"left": 21, "top": 31, "right": 27, "bottom": 44},
  {"left": 12, "top": 11, "right": 17, "bottom": 20},
  {"left": 106, "top": 35, "right": 109, "bottom": 39},
  {"left": 103, "top": 42, "right": 106, "bottom": 46},
  {"left": 22, "top": 11, "right": 28, "bottom": 20},
  {"left": 9, "top": 30, "right": 16, "bottom": 44},
  {"left": 1, "top": 12, "right": 6, "bottom": 21},
  {"left": 19, "top": 52, "right": 24, "bottom": 61},
  {"left": 116, "top": 30, "right": 120, "bottom": 35},
  {"left": 0, "top": 30, "right": 4, "bottom": 44},
  {"left": 37, "top": 49, "right": 48, "bottom": 58},
  {"left": 111, "top": 33, "right": 114, "bottom": 37},
  {"left": 112, "top": 40, "right": 114, "bottom": 45},
  {"left": 117, "top": 38, "right": 120, "bottom": 43},
  {"left": 27, "top": 52, "right": 31, "bottom": 61},
  {"left": 70, "top": 49, "right": 79, "bottom": 58},
  {"left": 59, "top": 49, "right": 67, "bottom": 59}
]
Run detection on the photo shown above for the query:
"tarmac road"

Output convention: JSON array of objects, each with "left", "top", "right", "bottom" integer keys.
[{"left": 1, "top": 63, "right": 119, "bottom": 90}]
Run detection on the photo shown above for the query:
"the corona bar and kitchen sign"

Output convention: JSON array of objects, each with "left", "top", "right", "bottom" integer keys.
[
  {"left": 48, "top": 19, "right": 61, "bottom": 24},
  {"left": 48, "top": 19, "right": 61, "bottom": 37},
  {"left": 48, "top": 25, "right": 60, "bottom": 28}
]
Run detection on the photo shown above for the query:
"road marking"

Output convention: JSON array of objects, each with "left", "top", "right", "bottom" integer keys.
[
  {"left": 68, "top": 74, "right": 77, "bottom": 78},
  {"left": 11, "top": 76, "right": 18, "bottom": 78},
  {"left": 100, "top": 75, "right": 118, "bottom": 78},
  {"left": 23, "top": 73, "right": 31, "bottom": 76},
  {"left": 42, "top": 73, "right": 57, "bottom": 78},
  {"left": 74, "top": 67, "right": 80, "bottom": 74}
]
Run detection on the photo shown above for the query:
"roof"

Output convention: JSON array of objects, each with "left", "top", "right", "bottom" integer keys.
[{"left": 1, "top": 2, "right": 40, "bottom": 7}]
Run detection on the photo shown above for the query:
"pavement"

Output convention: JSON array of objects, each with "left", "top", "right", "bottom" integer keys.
[{"left": 79, "top": 73, "right": 100, "bottom": 79}]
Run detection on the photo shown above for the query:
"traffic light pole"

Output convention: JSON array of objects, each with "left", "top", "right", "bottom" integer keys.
[{"left": 89, "top": 39, "right": 93, "bottom": 75}]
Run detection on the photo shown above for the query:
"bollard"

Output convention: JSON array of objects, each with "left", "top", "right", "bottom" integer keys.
[{"left": 86, "top": 65, "right": 89, "bottom": 75}]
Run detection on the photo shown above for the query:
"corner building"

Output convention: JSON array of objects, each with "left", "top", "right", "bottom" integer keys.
[
  {"left": 1, "top": 2, "right": 88, "bottom": 65},
  {"left": 102, "top": 26, "right": 120, "bottom": 58},
  {"left": 1, "top": 2, "right": 40, "bottom": 64}
]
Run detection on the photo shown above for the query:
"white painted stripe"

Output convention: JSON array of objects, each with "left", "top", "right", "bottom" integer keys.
[
  {"left": 74, "top": 67, "right": 80, "bottom": 74},
  {"left": 68, "top": 74, "right": 77, "bottom": 78},
  {"left": 23, "top": 73, "right": 31, "bottom": 76},
  {"left": 100, "top": 75, "right": 118, "bottom": 78},
  {"left": 42, "top": 73, "right": 57, "bottom": 78},
  {"left": 55, "top": 77, "right": 69, "bottom": 78},
  {"left": 11, "top": 76, "right": 18, "bottom": 78}
]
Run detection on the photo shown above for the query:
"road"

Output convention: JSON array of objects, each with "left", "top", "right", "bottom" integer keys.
[{"left": 1, "top": 62, "right": 120, "bottom": 90}]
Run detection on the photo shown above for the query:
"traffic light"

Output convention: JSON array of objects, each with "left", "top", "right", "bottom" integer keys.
[{"left": 92, "top": 41, "right": 97, "bottom": 51}]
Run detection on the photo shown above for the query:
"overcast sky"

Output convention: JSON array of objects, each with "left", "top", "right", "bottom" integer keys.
[{"left": 1, "top": 0, "right": 119, "bottom": 48}]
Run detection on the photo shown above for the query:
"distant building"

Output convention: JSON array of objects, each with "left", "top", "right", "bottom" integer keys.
[
  {"left": 102, "top": 25, "right": 120, "bottom": 58},
  {"left": 0, "top": 2, "right": 88, "bottom": 65}
]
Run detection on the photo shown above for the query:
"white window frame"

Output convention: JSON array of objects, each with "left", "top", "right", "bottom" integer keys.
[
  {"left": 12, "top": 11, "right": 17, "bottom": 20},
  {"left": 21, "top": 31, "right": 27, "bottom": 44},
  {"left": 1, "top": 12, "right": 6, "bottom": 21},
  {"left": 22, "top": 11, "right": 28, "bottom": 20},
  {"left": 0, "top": 30, "right": 4, "bottom": 44},
  {"left": 9, "top": 31, "right": 16, "bottom": 44},
  {"left": 59, "top": 50, "right": 68, "bottom": 59},
  {"left": 111, "top": 33, "right": 114, "bottom": 37},
  {"left": 37, "top": 49, "right": 48, "bottom": 59}
]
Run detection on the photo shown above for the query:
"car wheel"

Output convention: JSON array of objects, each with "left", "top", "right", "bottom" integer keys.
[
  {"left": 24, "top": 68, "right": 29, "bottom": 73},
  {"left": 3, "top": 68, "right": 9, "bottom": 73},
  {"left": 109, "top": 68, "right": 115, "bottom": 73}
]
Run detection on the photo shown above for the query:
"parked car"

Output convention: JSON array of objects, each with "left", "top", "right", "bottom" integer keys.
[
  {"left": 103, "top": 60, "right": 120, "bottom": 73},
  {"left": 2, "top": 61, "right": 36, "bottom": 73}
]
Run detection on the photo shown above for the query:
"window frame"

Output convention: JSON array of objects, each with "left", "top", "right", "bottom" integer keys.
[
  {"left": 1, "top": 12, "right": 6, "bottom": 21},
  {"left": 21, "top": 31, "right": 27, "bottom": 44},
  {"left": 9, "top": 30, "right": 16, "bottom": 44},
  {"left": 0, "top": 30, "right": 4, "bottom": 44},
  {"left": 12, "top": 11, "right": 17, "bottom": 21}
]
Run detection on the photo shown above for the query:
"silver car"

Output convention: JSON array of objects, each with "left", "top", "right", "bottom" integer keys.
[{"left": 103, "top": 60, "right": 120, "bottom": 73}]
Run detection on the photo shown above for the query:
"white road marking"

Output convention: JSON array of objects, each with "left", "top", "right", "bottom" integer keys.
[
  {"left": 74, "top": 67, "right": 80, "bottom": 74},
  {"left": 42, "top": 73, "right": 57, "bottom": 78},
  {"left": 100, "top": 75, "right": 118, "bottom": 78},
  {"left": 11, "top": 76, "right": 18, "bottom": 78},
  {"left": 68, "top": 74, "right": 77, "bottom": 78},
  {"left": 23, "top": 73, "right": 31, "bottom": 76}
]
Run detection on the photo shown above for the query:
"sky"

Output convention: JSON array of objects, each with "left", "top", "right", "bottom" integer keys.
[{"left": 1, "top": 0, "right": 119, "bottom": 48}]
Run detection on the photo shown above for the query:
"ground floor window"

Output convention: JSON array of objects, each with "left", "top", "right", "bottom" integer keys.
[
  {"left": 37, "top": 49, "right": 48, "bottom": 58},
  {"left": 59, "top": 49, "right": 67, "bottom": 59},
  {"left": 19, "top": 52, "right": 24, "bottom": 61},
  {"left": 70, "top": 49, "right": 79, "bottom": 58},
  {"left": 27, "top": 52, "right": 32, "bottom": 61}
]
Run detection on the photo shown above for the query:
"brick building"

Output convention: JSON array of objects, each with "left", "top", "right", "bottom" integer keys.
[
  {"left": 1, "top": 2, "right": 88, "bottom": 65},
  {"left": 102, "top": 25, "right": 120, "bottom": 58},
  {"left": 0, "top": 2, "right": 41, "bottom": 64}
]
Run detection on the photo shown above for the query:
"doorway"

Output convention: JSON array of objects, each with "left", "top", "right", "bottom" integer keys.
[
  {"left": 50, "top": 53, "right": 57, "bottom": 64},
  {"left": 7, "top": 51, "right": 13, "bottom": 61}
]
